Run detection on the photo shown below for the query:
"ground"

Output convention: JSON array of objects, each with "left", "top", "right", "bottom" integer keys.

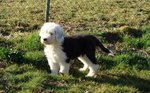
[{"left": 0, "top": 0, "right": 150, "bottom": 93}]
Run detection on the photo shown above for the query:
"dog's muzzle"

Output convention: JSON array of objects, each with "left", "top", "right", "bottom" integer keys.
[{"left": 42, "top": 38, "right": 52, "bottom": 45}]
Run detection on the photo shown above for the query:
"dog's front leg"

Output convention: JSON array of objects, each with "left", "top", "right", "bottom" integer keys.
[
  {"left": 59, "top": 62, "right": 70, "bottom": 74},
  {"left": 47, "top": 59, "right": 59, "bottom": 75}
]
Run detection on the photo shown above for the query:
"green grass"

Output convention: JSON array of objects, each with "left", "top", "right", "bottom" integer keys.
[
  {"left": 12, "top": 32, "right": 43, "bottom": 51},
  {"left": 0, "top": 0, "right": 150, "bottom": 93}
]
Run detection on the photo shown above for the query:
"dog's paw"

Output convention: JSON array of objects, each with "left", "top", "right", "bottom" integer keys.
[
  {"left": 108, "top": 50, "right": 115, "bottom": 57},
  {"left": 79, "top": 67, "right": 88, "bottom": 72},
  {"left": 86, "top": 73, "right": 96, "bottom": 77},
  {"left": 86, "top": 65, "right": 99, "bottom": 77},
  {"left": 79, "top": 68, "right": 86, "bottom": 72}
]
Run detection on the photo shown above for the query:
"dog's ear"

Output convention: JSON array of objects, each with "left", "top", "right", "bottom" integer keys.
[{"left": 55, "top": 25, "right": 64, "bottom": 43}]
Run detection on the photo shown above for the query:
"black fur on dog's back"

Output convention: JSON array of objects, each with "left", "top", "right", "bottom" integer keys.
[{"left": 62, "top": 35, "right": 111, "bottom": 63}]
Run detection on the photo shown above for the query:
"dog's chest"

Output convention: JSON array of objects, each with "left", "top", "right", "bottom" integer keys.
[{"left": 44, "top": 45, "right": 67, "bottom": 63}]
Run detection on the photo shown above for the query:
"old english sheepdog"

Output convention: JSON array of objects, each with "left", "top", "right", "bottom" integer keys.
[{"left": 39, "top": 22, "right": 114, "bottom": 77}]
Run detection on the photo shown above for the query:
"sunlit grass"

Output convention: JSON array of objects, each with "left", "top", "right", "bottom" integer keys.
[{"left": 0, "top": 0, "right": 150, "bottom": 92}]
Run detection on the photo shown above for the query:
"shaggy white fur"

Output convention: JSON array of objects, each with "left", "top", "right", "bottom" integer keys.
[
  {"left": 44, "top": 45, "right": 70, "bottom": 74},
  {"left": 39, "top": 22, "right": 70, "bottom": 75}
]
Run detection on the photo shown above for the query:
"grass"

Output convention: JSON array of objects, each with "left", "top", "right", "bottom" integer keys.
[{"left": 0, "top": 0, "right": 150, "bottom": 92}]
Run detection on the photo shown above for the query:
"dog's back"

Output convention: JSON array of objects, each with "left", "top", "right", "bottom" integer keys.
[{"left": 62, "top": 35, "right": 112, "bottom": 60}]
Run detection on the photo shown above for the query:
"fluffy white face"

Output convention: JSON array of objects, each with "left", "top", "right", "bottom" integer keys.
[{"left": 39, "top": 22, "right": 64, "bottom": 45}]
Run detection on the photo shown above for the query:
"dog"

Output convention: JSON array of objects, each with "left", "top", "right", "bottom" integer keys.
[{"left": 39, "top": 22, "right": 114, "bottom": 77}]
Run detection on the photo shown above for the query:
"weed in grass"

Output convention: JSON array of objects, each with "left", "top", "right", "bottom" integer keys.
[
  {"left": 13, "top": 20, "right": 30, "bottom": 32},
  {"left": 4, "top": 49, "right": 24, "bottom": 63},
  {"left": 0, "top": 47, "right": 24, "bottom": 63}
]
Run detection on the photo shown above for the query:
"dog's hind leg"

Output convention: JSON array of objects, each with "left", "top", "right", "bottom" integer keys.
[
  {"left": 85, "top": 46, "right": 99, "bottom": 77},
  {"left": 86, "top": 55, "right": 99, "bottom": 77},
  {"left": 78, "top": 55, "right": 99, "bottom": 77},
  {"left": 78, "top": 56, "right": 89, "bottom": 72}
]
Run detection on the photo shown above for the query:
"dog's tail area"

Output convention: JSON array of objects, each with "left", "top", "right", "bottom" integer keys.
[{"left": 95, "top": 38, "right": 114, "bottom": 56}]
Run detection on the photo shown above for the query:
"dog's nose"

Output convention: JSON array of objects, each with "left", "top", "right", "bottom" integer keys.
[{"left": 43, "top": 38, "right": 47, "bottom": 41}]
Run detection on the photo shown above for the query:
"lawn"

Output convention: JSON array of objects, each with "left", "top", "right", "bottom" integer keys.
[{"left": 0, "top": 0, "right": 150, "bottom": 93}]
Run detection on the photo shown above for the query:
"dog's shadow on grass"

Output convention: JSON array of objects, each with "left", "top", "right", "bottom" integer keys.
[
  {"left": 98, "top": 27, "right": 144, "bottom": 44},
  {"left": 69, "top": 61, "right": 150, "bottom": 92},
  {"left": 22, "top": 56, "right": 51, "bottom": 72},
  {"left": 21, "top": 58, "right": 150, "bottom": 92},
  {"left": 84, "top": 73, "right": 150, "bottom": 92}
]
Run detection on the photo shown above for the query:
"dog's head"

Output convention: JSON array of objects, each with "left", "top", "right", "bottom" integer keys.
[{"left": 39, "top": 22, "right": 64, "bottom": 45}]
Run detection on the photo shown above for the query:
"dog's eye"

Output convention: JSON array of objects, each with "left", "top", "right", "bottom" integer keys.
[{"left": 50, "top": 32, "right": 53, "bottom": 35}]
